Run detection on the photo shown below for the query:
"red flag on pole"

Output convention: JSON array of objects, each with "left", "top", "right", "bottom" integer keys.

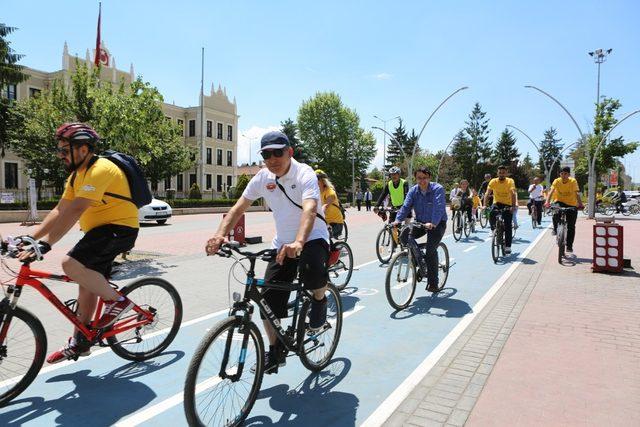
[{"left": 94, "top": 2, "right": 101, "bottom": 66}]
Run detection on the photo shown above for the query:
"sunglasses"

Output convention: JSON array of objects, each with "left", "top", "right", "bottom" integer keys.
[
  {"left": 56, "top": 146, "right": 71, "bottom": 156},
  {"left": 261, "top": 148, "right": 285, "bottom": 160}
]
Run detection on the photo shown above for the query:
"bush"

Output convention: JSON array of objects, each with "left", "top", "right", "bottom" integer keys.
[
  {"left": 370, "top": 181, "right": 385, "bottom": 201},
  {"left": 0, "top": 199, "right": 60, "bottom": 210},
  {"left": 235, "top": 174, "right": 250, "bottom": 198},
  {"left": 165, "top": 198, "right": 261, "bottom": 208},
  {"left": 188, "top": 183, "right": 202, "bottom": 199}
]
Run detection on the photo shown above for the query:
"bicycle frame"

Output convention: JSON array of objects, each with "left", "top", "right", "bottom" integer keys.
[{"left": 0, "top": 262, "right": 155, "bottom": 344}]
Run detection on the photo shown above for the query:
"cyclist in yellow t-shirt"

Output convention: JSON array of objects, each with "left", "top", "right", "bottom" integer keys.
[
  {"left": 545, "top": 166, "right": 583, "bottom": 253},
  {"left": 471, "top": 188, "right": 482, "bottom": 220},
  {"left": 483, "top": 165, "right": 517, "bottom": 254},
  {"left": 316, "top": 170, "right": 344, "bottom": 239},
  {"left": 16, "top": 123, "right": 139, "bottom": 364}
]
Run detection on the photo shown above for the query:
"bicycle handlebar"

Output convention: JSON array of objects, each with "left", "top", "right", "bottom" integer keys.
[
  {"left": 216, "top": 242, "right": 278, "bottom": 261},
  {"left": 0, "top": 235, "right": 44, "bottom": 261}
]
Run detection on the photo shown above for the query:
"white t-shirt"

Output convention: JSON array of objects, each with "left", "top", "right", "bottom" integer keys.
[
  {"left": 528, "top": 184, "right": 543, "bottom": 200},
  {"left": 242, "top": 158, "right": 329, "bottom": 249}
]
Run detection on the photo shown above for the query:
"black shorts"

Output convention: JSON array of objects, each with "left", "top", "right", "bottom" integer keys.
[
  {"left": 261, "top": 238, "right": 329, "bottom": 319},
  {"left": 68, "top": 224, "right": 139, "bottom": 277}
]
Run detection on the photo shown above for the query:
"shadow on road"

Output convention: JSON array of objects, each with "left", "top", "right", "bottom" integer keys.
[
  {"left": 0, "top": 351, "right": 184, "bottom": 426},
  {"left": 390, "top": 288, "right": 472, "bottom": 320},
  {"left": 245, "top": 357, "right": 358, "bottom": 427}
]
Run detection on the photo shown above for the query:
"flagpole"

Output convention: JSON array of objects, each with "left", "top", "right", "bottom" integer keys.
[
  {"left": 94, "top": 2, "right": 102, "bottom": 66},
  {"left": 200, "top": 47, "right": 205, "bottom": 191}
]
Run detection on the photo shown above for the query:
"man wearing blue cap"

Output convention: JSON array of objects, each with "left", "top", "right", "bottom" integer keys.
[{"left": 206, "top": 131, "right": 330, "bottom": 374}]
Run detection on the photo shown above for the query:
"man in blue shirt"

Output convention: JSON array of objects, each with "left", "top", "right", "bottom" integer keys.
[{"left": 393, "top": 167, "right": 448, "bottom": 292}]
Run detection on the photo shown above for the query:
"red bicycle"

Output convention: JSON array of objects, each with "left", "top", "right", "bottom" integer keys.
[{"left": 0, "top": 236, "right": 183, "bottom": 406}]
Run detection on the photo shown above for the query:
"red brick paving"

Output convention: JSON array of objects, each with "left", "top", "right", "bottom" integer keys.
[{"left": 467, "top": 217, "right": 640, "bottom": 426}]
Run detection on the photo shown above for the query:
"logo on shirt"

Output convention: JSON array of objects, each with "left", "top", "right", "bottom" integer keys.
[
  {"left": 266, "top": 182, "right": 277, "bottom": 192},
  {"left": 81, "top": 185, "right": 96, "bottom": 192},
  {"left": 291, "top": 184, "right": 296, "bottom": 189}
]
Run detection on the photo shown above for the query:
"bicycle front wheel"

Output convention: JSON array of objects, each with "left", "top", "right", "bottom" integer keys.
[
  {"left": 557, "top": 223, "right": 566, "bottom": 264},
  {"left": 184, "top": 317, "right": 264, "bottom": 427},
  {"left": 328, "top": 241, "right": 353, "bottom": 291},
  {"left": 341, "top": 222, "right": 349, "bottom": 241},
  {"left": 491, "top": 225, "right": 502, "bottom": 263},
  {"left": 531, "top": 207, "right": 537, "bottom": 229},
  {"left": 479, "top": 208, "right": 488, "bottom": 228},
  {"left": 463, "top": 215, "right": 471, "bottom": 238},
  {"left": 436, "top": 243, "right": 450, "bottom": 291},
  {"left": 0, "top": 307, "right": 47, "bottom": 407},
  {"left": 376, "top": 226, "right": 395, "bottom": 264},
  {"left": 452, "top": 212, "right": 463, "bottom": 241},
  {"left": 298, "top": 283, "right": 343, "bottom": 371},
  {"left": 385, "top": 250, "right": 417, "bottom": 310},
  {"left": 107, "top": 277, "right": 183, "bottom": 361}
]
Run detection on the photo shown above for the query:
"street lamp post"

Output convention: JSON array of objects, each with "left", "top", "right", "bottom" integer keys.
[
  {"left": 588, "top": 48, "right": 612, "bottom": 106},
  {"left": 408, "top": 86, "right": 469, "bottom": 183},
  {"left": 241, "top": 133, "right": 258, "bottom": 166},
  {"left": 373, "top": 115, "right": 400, "bottom": 175},
  {"left": 352, "top": 154, "right": 355, "bottom": 204},
  {"left": 506, "top": 124, "right": 556, "bottom": 185}
]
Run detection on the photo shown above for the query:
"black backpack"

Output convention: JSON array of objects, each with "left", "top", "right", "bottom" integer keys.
[{"left": 70, "top": 151, "right": 152, "bottom": 208}]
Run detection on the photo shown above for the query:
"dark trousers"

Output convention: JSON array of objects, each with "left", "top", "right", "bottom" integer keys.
[
  {"left": 356, "top": 200, "right": 362, "bottom": 211},
  {"left": 400, "top": 220, "right": 447, "bottom": 287},
  {"left": 527, "top": 199, "right": 543, "bottom": 224},
  {"left": 552, "top": 202, "right": 578, "bottom": 248},
  {"left": 365, "top": 200, "right": 372, "bottom": 211},
  {"left": 489, "top": 203, "right": 513, "bottom": 247}
]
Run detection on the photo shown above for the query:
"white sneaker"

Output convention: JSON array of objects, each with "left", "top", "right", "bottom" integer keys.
[{"left": 505, "top": 246, "right": 512, "bottom": 254}]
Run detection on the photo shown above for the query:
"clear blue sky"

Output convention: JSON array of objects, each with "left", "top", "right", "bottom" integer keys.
[{"left": 5, "top": 0, "right": 640, "bottom": 181}]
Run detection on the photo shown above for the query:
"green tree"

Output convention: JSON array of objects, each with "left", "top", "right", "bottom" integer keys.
[
  {"left": 538, "top": 127, "right": 563, "bottom": 181},
  {"left": 492, "top": 128, "right": 520, "bottom": 169},
  {"left": 234, "top": 173, "right": 250, "bottom": 198},
  {"left": 571, "top": 98, "right": 639, "bottom": 188},
  {"left": 0, "top": 23, "right": 29, "bottom": 157},
  {"left": 367, "top": 167, "right": 383, "bottom": 181},
  {"left": 385, "top": 119, "right": 408, "bottom": 169},
  {"left": 297, "top": 92, "right": 376, "bottom": 191},
  {"left": 451, "top": 103, "right": 493, "bottom": 187},
  {"left": 515, "top": 152, "right": 537, "bottom": 188},
  {"left": 280, "top": 118, "right": 310, "bottom": 164}
]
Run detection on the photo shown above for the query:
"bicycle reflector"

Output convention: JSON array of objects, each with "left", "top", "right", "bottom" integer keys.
[{"left": 232, "top": 292, "right": 242, "bottom": 302}]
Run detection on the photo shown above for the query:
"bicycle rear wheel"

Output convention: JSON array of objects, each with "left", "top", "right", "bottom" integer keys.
[
  {"left": 385, "top": 250, "right": 417, "bottom": 310},
  {"left": 0, "top": 307, "right": 46, "bottom": 407},
  {"left": 107, "top": 277, "right": 182, "bottom": 361},
  {"left": 452, "top": 212, "right": 463, "bottom": 241},
  {"left": 436, "top": 242, "right": 450, "bottom": 291},
  {"left": 376, "top": 226, "right": 395, "bottom": 264},
  {"left": 557, "top": 223, "right": 566, "bottom": 264},
  {"left": 328, "top": 241, "right": 353, "bottom": 291},
  {"left": 184, "top": 317, "right": 264, "bottom": 427},
  {"left": 298, "top": 283, "right": 343, "bottom": 371}
]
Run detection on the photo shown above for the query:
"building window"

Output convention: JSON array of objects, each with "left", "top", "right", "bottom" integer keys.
[
  {"left": 206, "top": 120, "right": 212, "bottom": 138},
  {"left": 188, "top": 120, "right": 196, "bottom": 137},
  {"left": 189, "top": 174, "right": 197, "bottom": 188},
  {"left": 216, "top": 149, "right": 223, "bottom": 166},
  {"left": 177, "top": 119, "right": 184, "bottom": 136},
  {"left": 226, "top": 150, "right": 232, "bottom": 167},
  {"left": 227, "top": 125, "right": 233, "bottom": 141},
  {"left": 4, "top": 162, "right": 18, "bottom": 189},
  {"left": 164, "top": 176, "right": 171, "bottom": 190},
  {"left": 177, "top": 174, "right": 184, "bottom": 191},
  {"left": 226, "top": 175, "right": 233, "bottom": 190},
  {"left": 3, "top": 84, "right": 17, "bottom": 101},
  {"left": 206, "top": 148, "right": 212, "bottom": 165},
  {"left": 165, "top": 116, "right": 172, "bottom": 122},
  {"left": 206, "top": 174, "right": 212, "bottom": 190},
  {"left": 217, "top": 122, "right": 223, "bottom": 139},
  {"left": 216, "top": 174, "right": 223, "bottom": 192},
  {"left": 29, "top": 88, "right": 41, "bottom": 98}
]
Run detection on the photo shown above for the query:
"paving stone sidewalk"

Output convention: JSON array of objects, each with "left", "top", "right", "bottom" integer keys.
[{"left": 384, "top": 217, "right": 640, "bottom": 427}]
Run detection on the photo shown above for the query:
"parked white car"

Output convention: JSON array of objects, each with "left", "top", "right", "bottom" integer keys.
[{"left": 138, "top": 198, "right": 172, "bottom": 225}]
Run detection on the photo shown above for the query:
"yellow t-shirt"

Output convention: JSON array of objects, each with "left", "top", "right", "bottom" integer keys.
[
  {"left": 551, "top": 177, "right": 580, "bottom": 206},
  {"left": 472, "top": 195, "right": 482, "bottom": 208},
  {"left": 62, "top": 158, "right": 140, "bottom": 232},
  {"left": 487, "top": 178, "right": 515, "bottom": 205},
  {"left": 321, "top": 186, "right": 344, "bottom": 224}
]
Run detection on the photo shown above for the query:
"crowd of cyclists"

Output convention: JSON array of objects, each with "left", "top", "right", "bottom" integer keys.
[{"left": 0, "top": 125, "right": 589, "bottom": 423}]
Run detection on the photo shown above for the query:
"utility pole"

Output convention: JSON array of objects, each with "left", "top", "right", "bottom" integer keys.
[{"left": 588, "top": 48, "right": 612, "bottom": 106}]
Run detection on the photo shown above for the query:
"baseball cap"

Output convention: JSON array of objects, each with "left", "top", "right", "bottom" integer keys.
[{"left": 259, "top": 131, "right": 290, "bottom": 152}]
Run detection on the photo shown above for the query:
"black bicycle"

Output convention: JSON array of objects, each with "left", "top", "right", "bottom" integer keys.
[
  {"left": 375, "top": 207, "right": 401, "bottom": 264},
  {"left": 551, "top": 206, "right": 577, "bottom": 264},
  {"left": 490, "top": 206, "right": 512, "bottom": 263},
  {"left": 183, "top": 243, "right": 343, "bottom": 426},
  {"left": 385, "top": 222, "right": 450, "bottom": 310}
]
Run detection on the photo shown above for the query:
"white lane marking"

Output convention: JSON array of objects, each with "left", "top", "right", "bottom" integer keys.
[
  {"left": 463, "top": 245, "right": 477, "bottom": 253},
  {"left": 0, "top": 307, "right": 231, "bottom": 388},
  {"left": 361, "top": 227, "right": 549, "bottom": 427},
  {"left": 116, "top": 304, "right": 366, "bottom": 426},
  {"left": 484, "top": 237, "right": 492, "bottom": 242}
]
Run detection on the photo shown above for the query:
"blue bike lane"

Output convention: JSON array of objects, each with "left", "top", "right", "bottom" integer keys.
[{"left": 0, "top": 217, "right": 548, "bottom": 426}]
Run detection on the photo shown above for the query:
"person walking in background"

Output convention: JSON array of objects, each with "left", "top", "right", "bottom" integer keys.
[
  {"left": 355, "top": 189, "right": 363, "bottom": 211},
  {"left": 365, "top": 189, "right": 373, "bottom": 211}
]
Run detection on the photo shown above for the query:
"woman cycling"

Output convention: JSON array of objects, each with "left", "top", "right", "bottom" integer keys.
[{"left": 316, "top": 169, "right": 345, "bottom": 239}]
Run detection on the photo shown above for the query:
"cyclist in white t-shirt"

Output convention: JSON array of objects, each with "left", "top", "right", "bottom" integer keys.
[
  {"left": 527, "top": 176, "right": 544, "bottom": 226},
  {"left": 205, "top": 131, "right": 329, "bottom": 374}
]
